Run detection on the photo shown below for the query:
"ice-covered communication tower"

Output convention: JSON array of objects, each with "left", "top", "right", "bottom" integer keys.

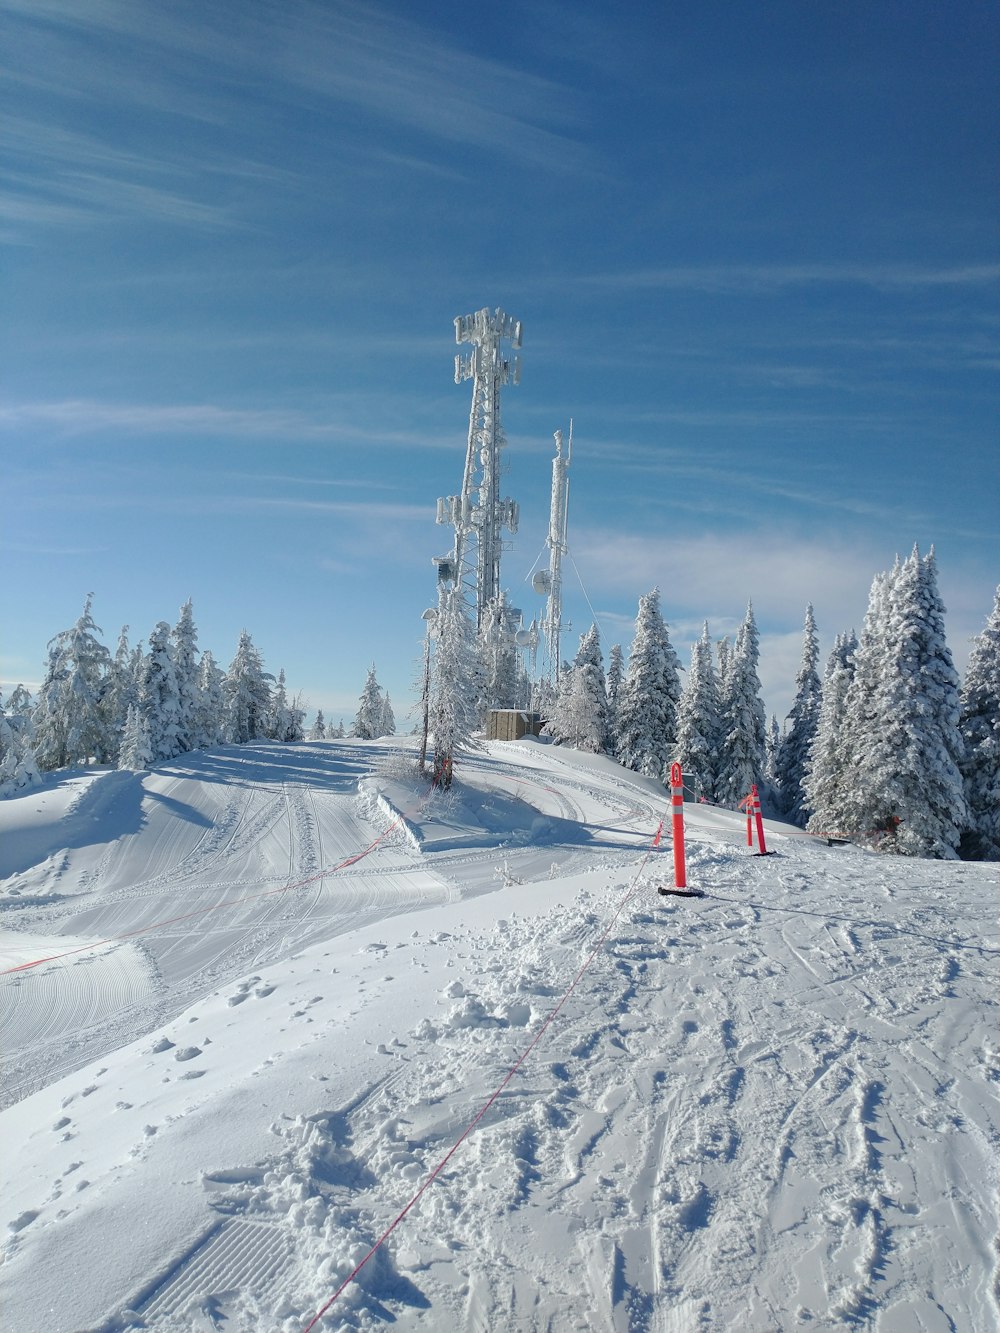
[
  {"left": 435, "top": 307, "right": 522, "bottom": 627},
  {"left": 532, "top": 423, "right": 572, "bottom": 679}
]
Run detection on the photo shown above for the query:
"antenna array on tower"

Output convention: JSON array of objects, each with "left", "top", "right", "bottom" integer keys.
[{"left": 435, "top": 307, "right": 522, "bottom": 628}]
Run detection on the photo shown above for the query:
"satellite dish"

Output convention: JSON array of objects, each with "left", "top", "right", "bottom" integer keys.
[
  {"left": 532, "top": 570, "right": 552, "bottom": 595},
  {"left": 514, "top": 629, "right": 531, "bottom": 647}
]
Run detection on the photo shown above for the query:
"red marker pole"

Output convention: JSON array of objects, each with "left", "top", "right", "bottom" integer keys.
[
  {"left": 744, "top": 795, "right": 753, "bottom": 847},
  {"left": 670, "top": 762, "right": 687, "bottom": 889},
  {"left": 751, "top": 783, "right": 768, "bottom": 856}
]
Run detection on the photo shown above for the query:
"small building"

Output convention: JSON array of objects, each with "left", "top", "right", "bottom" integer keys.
[{"left": 486, "top": 710, "right": 543, "bottom": 741}]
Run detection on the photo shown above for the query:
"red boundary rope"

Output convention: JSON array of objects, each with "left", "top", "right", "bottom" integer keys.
[
  {"left": 300, "top": 814, "right": 668, "bottom": 1332},
  {"left": 0, "top": 786, "right": 429, "bottom": 978}
]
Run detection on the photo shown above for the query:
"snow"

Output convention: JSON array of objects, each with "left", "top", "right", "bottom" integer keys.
[{"left": 1, "top": 737, "right": 998, "bottom": 1332}]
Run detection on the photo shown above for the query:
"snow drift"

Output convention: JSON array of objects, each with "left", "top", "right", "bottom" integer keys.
[{"left": 1, "top": 738, "right": 998, "bottom": 1332}]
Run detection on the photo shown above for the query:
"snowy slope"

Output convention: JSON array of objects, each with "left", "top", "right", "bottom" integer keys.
[{"left": 1, "top": 738, "right": 998, "bottom": 1333}]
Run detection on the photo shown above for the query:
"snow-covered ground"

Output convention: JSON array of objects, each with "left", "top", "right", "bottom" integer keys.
[{"left": 1, "top": 738, "right": 998, "bottom": 1333}]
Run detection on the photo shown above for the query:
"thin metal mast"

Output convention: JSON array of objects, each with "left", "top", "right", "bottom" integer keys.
[
  {"left": 532, "top": 422, "right": 572, "bottom": 679},
  {"left": 436, "top": 307, "right": 522, "bottom": 627}
]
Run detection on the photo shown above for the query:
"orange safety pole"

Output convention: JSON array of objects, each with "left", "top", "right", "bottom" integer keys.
[
  {"left": 670, "top": 762, "right": 686, "bottom": 889},
  {"left": 751, "top": 783, "right": 768, "bottom": 855}
]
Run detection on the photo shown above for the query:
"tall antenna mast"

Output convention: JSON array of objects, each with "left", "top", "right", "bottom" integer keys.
[
  {"left": 435, "top": 307, "right": 522, "bottom": 626},
  {"left": 532, "top": 421, "right": 572, "bottom": 679}
]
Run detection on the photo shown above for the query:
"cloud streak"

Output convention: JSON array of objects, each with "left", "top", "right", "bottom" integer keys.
[
  {"left": 0, "top": 398, "right": 457, "bottom": 450},
  {"left": 578, "top": 262, "right": 1000, "bottom": 295}
]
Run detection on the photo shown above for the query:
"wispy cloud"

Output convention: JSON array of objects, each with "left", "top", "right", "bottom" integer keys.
[
  {"left": 579, "top": 262, "right": 1000, "bottom": 295},
  {"left": 8, "top": 0, "right": 593, "bottom": 177},
  {"left": 0, "top": 398, "right": 456, "bottom": 449}
]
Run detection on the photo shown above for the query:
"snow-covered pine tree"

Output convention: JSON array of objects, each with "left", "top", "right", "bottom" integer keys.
[
  {"left": 716, "top": 602, "right": 767, "bottom": 807},
  {"left": 268, "top": 669, "right": 300, "bottom": 742},
  {"left": 605, "top": 643, "right": 624, "bottom": 753},
  {"left": 428, "top": 591, "right": 480, "bottom": 775},
  {"left": 119, "top": 702, "right": 153, "bottom": 771},
  {"left": 614, "top": 590, "right": 682, "bottom": 779},
  {"left": 836, "top": 568, "right": 897, "bottom": 839},
  {"left": 287, "top": 691, "right": 306, "bottom": 742},
  {"left": 101, "top": 626, "right": 137, "bottom": 764},
  {"left": 765, "top": 715, "right": 781, "bottom": 787},
  {"left": 33, "top": 594, "right": 113, "bottom": 770},
  {"left": 477, "top": 594, "right": 520, "bottom": 715},
  {"left": 803, "top": 631, "right": 857, "bottom": 835},
  {"left": 674, "top": 622, "right": 721, "bottom": 801},
  {"left": 379, "top": 691, "right": 396, "bottom": 738},
  {"left": 191, "top": 650, "right": 226, "bottom": 751},
  {"left": 546, "top": 626, "right": 610, "bottom": 753},
  {"left": 850, "top": 548, "right": 967, "bottom": 857},
  {"left": 716, "top": 636, "right": 732, "bottom": 701},
  {"left": 309, "top": 710, "right": 327, "bottom": 741},
  {"left": 774, "top": 604, "right": 822, "bottom": 825},
  {"left": 330, "top": 718, "right": 346, "bottom": 739},
  {"left": 0, "top": 689, "right": 42, "bottom": 796},
  {"left": 138, "top": 622, "right": 183, "bottom": 763},
  {"left": 959, "top": 585, "right": 1000, "bottom": 859},
  {"left": 170, "top": 600, "right": 200, "bottom": 755},
  {"left": 224, "top": 631, "right": 273, "bottom": 744},
  {"left": 533, "top": 676, "right": 558, "bottom": 723},
  {"left": 353, "top": 666, "right": 386, "bottom": 740}
]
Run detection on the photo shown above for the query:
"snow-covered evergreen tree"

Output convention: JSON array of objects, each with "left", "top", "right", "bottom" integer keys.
[
  {"left": 549, "top": 621, "right": 610, "bottom": 751},
  {"left": 804, "top": 631, "right": 858, "bottom": 835},
  {"left": 137, "top": 622, "right": 183, "bottom": 763},
  {"left": 429, "top": 591, "right": 480, "bottom": 774},
  {"left": 330, "top": 718, "right": 346, "bottom": 739},
  {"left": 224, "top": 631, "right": 273, "bottom": 745},
  {"left": 546, "top": 626, "right": 609, "bottom": 753},
  {"left": 477, "top": 594, "right": 520, "bottom": 716},
  {"left": 119, "top": 702, "right": 153, "bottom": 771},
  {"left": 353, "top": 665, "right": 387, "bottom": 740},
  {"left": 287, "top": 691, "right": 306, "bottom": 742},
  {"left": 838, "top": 566, "right": 898, "bottom": 832},
  {"left": 267, "top": 669, "right": 302, "bottom": 742},
  {"left": 716, "top": 636, "right": 732, "bottom": 702},
  {"left": 716, "top": 602, "right": 767, "bottom": 807},
  {"left": 614, "top": 590, "right": 681, "bottom": 779},
  {"left": 33, "top": 594, "right": 113, "bottom": 770},
  {"left": 959, "top": 585, "right": 1000, "bottom": 859},
  {"left": 605, "top": 643, "right": 624, "bottom": 753},
  {"left": 101, "top": 626, "right": 137, "bottom": 764},
  {"left": 309, "top": 710, "right": 327, "bottom": 741},
  {"left": 379, "top": 691, "right": 396, "bottom": 738},
  {"left": 765, "top": 715, "right": 781, "bottom": 786},
  {"left": 774, "top": 604, "right": 822, "bottom": 824},
  {"left": 846, "top": 548, "right": 966, "bottom": 857},
  {"left": 0, "top": 689, "right": 41, "bottom": 796},
  {"left": 190, "top": 650, "right": 226, "bottom": 751},
  {"left": 674, "top": 622, "right": 721, "bottom": 801},
  {"left": 533, "top": 676, "right": 558, "bottom": 723},
  {"left": 170, "top": 600, "right": 200, "bottom": 755}
]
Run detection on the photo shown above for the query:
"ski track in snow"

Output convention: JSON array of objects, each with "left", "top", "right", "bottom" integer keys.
[{"left": 1, "top": 738, "right": 999, "bottom": 1333}]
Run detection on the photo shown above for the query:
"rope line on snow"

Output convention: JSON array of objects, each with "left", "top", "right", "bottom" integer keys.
[
  {"left": 0, "top": 777, "right": 441, "bottom": 978},
  {"left": 300, "top": 807, "right": 670, "bottom": 1332}
]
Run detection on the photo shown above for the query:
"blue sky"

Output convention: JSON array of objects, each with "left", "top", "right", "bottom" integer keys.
[{"left": 3, "top": 0, "right": 998, "bottom": 729}]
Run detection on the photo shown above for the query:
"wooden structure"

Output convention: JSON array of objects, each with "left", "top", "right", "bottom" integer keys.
[{"left": 486, "top": 710, "right": 543, "bottom": 741}]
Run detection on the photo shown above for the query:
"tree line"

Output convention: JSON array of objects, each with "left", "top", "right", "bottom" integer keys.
[
  {"left": 0, "top": 596, "right": 306, "bottom": 786},
  {"left": 455, "top": 550, "right": 996, "bottom": 861},
  {"left": 5, "top": 549, "right": 997, "bottom": 862}
]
